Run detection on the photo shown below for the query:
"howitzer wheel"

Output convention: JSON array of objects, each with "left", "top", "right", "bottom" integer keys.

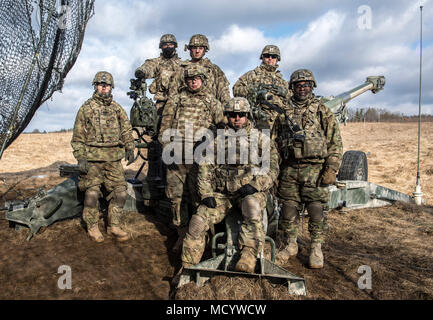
[{"left": 337, "top": 150, "right": 368, "bottom": 181}]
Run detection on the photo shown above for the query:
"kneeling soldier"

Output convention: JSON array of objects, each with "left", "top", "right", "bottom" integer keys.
[{"left": 181, "top": 97, "right": 280, "bottom": 273}]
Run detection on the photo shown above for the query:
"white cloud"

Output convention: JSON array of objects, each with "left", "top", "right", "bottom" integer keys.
[{"left": 22, "top": 0, "right": 433, "bottom": 132}]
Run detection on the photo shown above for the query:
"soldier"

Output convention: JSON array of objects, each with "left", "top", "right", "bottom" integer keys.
[
  {"left": 181, "top": 97, "right": 280, "bottom": 273},
  {"left": 134, "top": 34, "right": 182, "bottom": 185},
  {"left": 170, "top": 34, "right": 230, "bottom": 105},
  {"left": 233, "top": 45, "right": 291, "bottom": 132},
  {"left": 275, "top": 69, "right": 343, "bottom": 268},
  {"left": 135, "top": 34, "right": 182, "bottom": 113},
  {"left": 71, "top": 71, "right": 135, "bottom": 243},
  {"left": 158, "top": 64, "right": 225, "bottom": 252}
]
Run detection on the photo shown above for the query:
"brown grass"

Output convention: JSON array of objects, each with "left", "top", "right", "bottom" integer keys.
[{"left": 1, "top": 122, "right": 431, "bottom": 204}]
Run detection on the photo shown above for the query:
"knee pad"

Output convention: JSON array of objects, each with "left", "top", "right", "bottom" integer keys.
[
  {"left": 241, "top": 196, "right": 261, "bottom": 221},
  {"left": 307, "top": 201, "right": 323, "bottom": 223},
  {"left": 84, "top": 186, "right": 101, "bottom": 208},
  {"left": 281, "top": 201, "right": 299, "bottom": 221},
  {"left": 111, "top": 189, "right": 127, "bottom": 208},
  {"left": 188, "top": 214, "right": 207, "bottom": 239}
]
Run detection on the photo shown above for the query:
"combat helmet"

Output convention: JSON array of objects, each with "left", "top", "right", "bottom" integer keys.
[
  {"left": 185, "top": 34, "right": 210, "bottom": 52},
  {"left": 159, "top": 34, "right": 178, "bottom": 48},
  {"left": 260, "top": 45, "right": 281, "bottom": 61},
  {"left": 224, "top": 97, "right": 251, "bottom": 113},
  {"left": 289, "top": 69, "right": 317, "bottom": 88},
  {"left": 92, "top": 71, "right": 114, "bottom": 88},
  {"left": 183, "top": 64, "right": 207, "bottom": 80}
]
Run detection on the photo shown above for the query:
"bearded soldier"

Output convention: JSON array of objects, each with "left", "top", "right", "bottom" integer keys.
[
  {"left": 181, "top": 97, "right": 280, "bottom": 273},
  {"left": 135, "top": 34, "right": 182, "bottom": 113},
  {"left": 233, "top": 45, "right": 291, "bottom": 132},
  {"left": 170, "top": 34, "right": 230, "bottom": 105},
  {"left": 71, "top": 71, "right": 135, "bottom": 242},
  {"left": 158, "top": 64, "right": 224, "bottom": 252},
  {"left": 275, "top": 69, "right": 343, "bottom": 268}
]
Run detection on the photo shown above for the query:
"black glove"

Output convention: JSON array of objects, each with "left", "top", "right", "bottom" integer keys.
[
  {"left": 77, "top": 159, "right": 88, "bottom": 174},
  {"left": 125, "top": 149, "right": 135, "bottom": 166},
  {"left": 237, "top": 184, "right": 258, "bottom": 198},
  {"left": 202, "top": 197, "right": 217, "bottom": 208},
  {"left": 134, "top": 69, "right": 145, "bottom": 79}
]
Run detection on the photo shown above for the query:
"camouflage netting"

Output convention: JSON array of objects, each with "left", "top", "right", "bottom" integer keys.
[{"left": 0, "top": 0, "right": 95, "bottom": 156}]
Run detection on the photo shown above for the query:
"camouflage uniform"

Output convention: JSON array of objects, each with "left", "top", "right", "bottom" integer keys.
[
  {"left": 135, "top": 34, "right": 182, "bottom": 186},
  {"left": 233, "top": 45, "right": 291, "bottom": 132},
  {"left": 169, "top": 34, "right": 230, "bottom": 105},
  {"left": 71, "top": 71, "right": 135, "bottom": 241},
  {"left": 181, "top": 98, "right": 280, "bottom": 273},
  {"left": 135, "top": 34, "right": 182, "bottom": 113},
  {"left": 275, "top": 69, "right": 343, "bottom": 267},
  {"left": 158, "top": 64, "right": 224, "bottom": 248}
]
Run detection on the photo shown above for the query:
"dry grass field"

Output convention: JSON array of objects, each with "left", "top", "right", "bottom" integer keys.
[{"left": 0, "top": 122, "right": 432, "bottom": 300}]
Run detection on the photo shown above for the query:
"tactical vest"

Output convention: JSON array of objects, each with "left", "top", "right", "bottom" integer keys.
[
  {"left": 148, "top": 56, "right": 181, "bottom": 101},
  {"left": 213, "top": 124, "right": 266, "bottom": 193},
  {"left": 80, "top": 97, "right": 126, "bottom": 161},
  {"left": 282, "top": 99, "right": 328, "bottom": 160},
  {"left": 171, "top": 90, "right": 215, "bottom": 144},
  {"left": 84, "top": 100, "right": 122, "bottom": 147}
]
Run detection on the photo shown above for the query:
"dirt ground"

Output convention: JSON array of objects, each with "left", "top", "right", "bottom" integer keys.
[{"left": 0, "top": 122, "right": 433, "bottom": 300}]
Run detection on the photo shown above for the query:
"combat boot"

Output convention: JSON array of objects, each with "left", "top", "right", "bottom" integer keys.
[
  {"left": 107, "top": 225, "right": 130, "bottom": 242},
  {"left": 235, "top": 247, "right": 257, "bottom": 273},
  {"left": 87, "top": 225, "right": 104, "bottom": 243},
  {"left": 309, "top": 242, "right": 324, "bottom": 269},
  {"left": 277, "top": 236, "right": 298, "bottom": 264},
  {"left": 172, "top": 227, "right": 188, "bottom": 253}
]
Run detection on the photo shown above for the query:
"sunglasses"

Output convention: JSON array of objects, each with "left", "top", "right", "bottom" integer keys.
[
  {"left": 226, "top": 112, "right": 247, "bottom": 118},
  {"left": 294, "top": 83, "right": 313, "bottom": 89},
  {"left": 263, "top": 54, "right": 278, "bottom": 59}
]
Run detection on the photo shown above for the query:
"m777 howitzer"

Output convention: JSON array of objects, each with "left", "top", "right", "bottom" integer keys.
[{"left": 4, "top": 75, "right": 413, "bottom": 241}]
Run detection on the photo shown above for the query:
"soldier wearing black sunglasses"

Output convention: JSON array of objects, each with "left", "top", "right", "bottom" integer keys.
[{"left": 233, "top": 45, "right": 291, "bottom": 133}]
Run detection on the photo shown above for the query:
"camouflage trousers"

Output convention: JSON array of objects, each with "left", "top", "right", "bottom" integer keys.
[
  {"left": 78, "top": 160, "right": 127, "bottom": 228},
  {"left": 278, "top": 163, "right": 328, "bottom": 243},
  {"left": 181, "top": 192, "right": 267, "bottom": 266},
  {"left": 165, "top": 163, "right": 200, "bottom": 228},
  {"left": 78, "top": 160, "right": 127, "bottom": 193}
]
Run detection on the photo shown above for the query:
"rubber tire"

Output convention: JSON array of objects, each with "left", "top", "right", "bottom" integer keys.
[{"left": 337, "top": 150, "right": 368, "bottom": 181}]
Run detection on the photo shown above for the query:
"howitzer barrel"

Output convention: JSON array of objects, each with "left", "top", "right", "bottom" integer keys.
[{"left": 322, "top": 76, "right": 385, "bottom": 123}]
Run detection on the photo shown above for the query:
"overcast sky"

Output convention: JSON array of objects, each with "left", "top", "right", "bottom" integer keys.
[{"left": 26, "top": 0, "right": 433, "bottom": 132}]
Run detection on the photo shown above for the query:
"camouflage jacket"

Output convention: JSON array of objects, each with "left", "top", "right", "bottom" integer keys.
[
  {"left": 135, "top": 54, "right": 182, "bottom": 102},
  {"left": 158, "top": 87, "right": 224, "bottom": 147},
  {"left": 169, "top": 58, "right": 231, "bottom": 105},
  {"left": 197, "top": 121, "right": 280, "bottom": 199},
  {"left": 275, "top": 95, "right": 343, "bottom": 171},
  {"left": 233, "top": 63, "right": 291, "bottom": 130},
  {"left": 71, "top": 93, "right": 135, "bottom": 162}
]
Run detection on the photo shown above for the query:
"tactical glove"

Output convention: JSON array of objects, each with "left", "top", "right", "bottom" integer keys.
[
  {"left": 134, "top": 69, "right": 145, "bottom": 79},
  {"left": 317, "top": 167, "right": 337, "bottom": 186},
  {"left": 202, "top": 197, "right": 217, "bottom": 209},
  {"left": 77, "top": 159, "right": 89, "bottom": 174},
  {"left": 237, "top": 184, "right": 258, "bottom": 198},
  {"left": 125, "top": 149, "right": 135, "bottom": 166}
]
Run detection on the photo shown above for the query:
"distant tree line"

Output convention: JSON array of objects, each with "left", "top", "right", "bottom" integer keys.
[
  {"left": 347, "top": 107, "right": 433, "bottom": 122},
  {"left": 25, "top": 128, "right": 73, "bottom": 134}
]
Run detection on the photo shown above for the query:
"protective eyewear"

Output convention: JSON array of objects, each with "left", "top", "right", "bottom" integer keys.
[
  {"left": 226, "top": 112, "right": 247, "bottom": 118},
  {"left": 294, "top": 83, "right": 313, "bottom": 89},
  {"left": 263, "top": 54, "right": 278, "bottom": 59}
]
